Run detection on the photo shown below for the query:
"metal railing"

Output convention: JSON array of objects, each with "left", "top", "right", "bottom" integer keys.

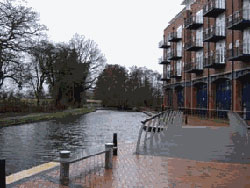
[
  {"left": 204, "top": 51, "right": 226, "bottom": 67},
  {"left": 203, "top": 0, "right": 226, "bottom": 15},
  {"left": 184, "top": 60, "right": 203, "bottom": 72},
  {"left": 159, "top": 40, "right": 170, "bottom": 48},
  {"left": 227, "top": 9, "right": 250, "bottom": 28},
  {"left": 185, "top": 38, "right": 203, "bottom": 50},
  {"left": 203, "top": 26, "right": 225, "bottom": 40},
  {"left": 184, "top": 15, "right": 203, "bottom": 28},
  {"left": 227, "top": 42, "right": 250, "bottom": 59}
]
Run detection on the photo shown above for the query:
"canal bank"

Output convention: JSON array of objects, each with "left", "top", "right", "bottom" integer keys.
[
  {"left": 0, "top": 107, "right": 96, "bottom": 127},
  {"left": 0, "top": 111, "right": 147, "bottom": 175},
  {"left": 6, "top": 142, "right": 250, "bottom": 188}
]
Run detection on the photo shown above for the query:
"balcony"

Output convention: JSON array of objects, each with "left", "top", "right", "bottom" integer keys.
[
  {"left": 227, "top": 43, "right": 250, "bottom": 62},
  {"left": 168, "top": 32, "right": 182, "bottom": 42},
  {"left": 227, "top": 9, "right": 250, "bottom": 30},
  {"left": 203, "top": 0, "right": 225, "bottom": 18},
  {"left": 185, "top": 38, "right": 203, "bottom": 51},
  {"left": 184, "top": 16, "right": 203, "bottom": 30},
  {"left": 159, "top": 40, "right": 170, "bottom": 48},
  {"left": 203, "top": 26, "right": 226, "bottom": 42},
  {"left": 204, "top": 51, "right": 226, "bottom": 68},
  {"left": 184, "top": 61, "right": 203, "bottom": 74},
  {"left": 168, "top": 49, "right": 182, "bottom": 60},
  {"left": 161, "top": 73, "right": 171, "bottom": 81},
  {"left": 158, "top": 56, "right": 170, "bottom": 65},
  {"left": 173, "top": 68, "right": 182, "bottom": 78}
]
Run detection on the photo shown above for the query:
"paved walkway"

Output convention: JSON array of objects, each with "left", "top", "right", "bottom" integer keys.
[{"left": 7, "top": 142, "right": 250, "bottom": 188}]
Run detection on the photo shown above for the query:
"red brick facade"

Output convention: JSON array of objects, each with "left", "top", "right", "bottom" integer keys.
[{"left": 159, "top": 0, "right": 250, "bottom": 119}]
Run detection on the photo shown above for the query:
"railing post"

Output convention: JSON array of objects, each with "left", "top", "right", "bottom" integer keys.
[
  {"left": 105, "top": 143, "right": 113, "bottom": 169},
  {"left": 59, "top": 150, "right": 70, "bottom": 185},
  {"left": 113, "top": 133, "right": 118, "bottom": 156},
  {"left": 0, "top": 159, "right": 6, "bottom": 188}
]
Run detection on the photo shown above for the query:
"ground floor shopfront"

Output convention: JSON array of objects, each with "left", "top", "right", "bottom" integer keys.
[{"left": 163, "top": 69, "right": 250, "bottom": 120}]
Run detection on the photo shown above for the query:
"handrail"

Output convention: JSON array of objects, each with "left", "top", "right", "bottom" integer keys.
[{"left": 141, "top": 111, "right": 165, "bottom": 124}]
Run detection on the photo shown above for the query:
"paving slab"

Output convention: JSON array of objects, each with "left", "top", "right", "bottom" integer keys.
[{"left": 7, "top": 142, "right": 250, "bottom": 188}]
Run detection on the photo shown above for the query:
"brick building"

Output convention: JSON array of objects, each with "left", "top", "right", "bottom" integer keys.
[{"left": 159, "top": 0, "right": 250, "bottom": 119}]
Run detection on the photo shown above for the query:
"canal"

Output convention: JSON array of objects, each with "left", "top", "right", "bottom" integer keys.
[{"left": 0, "top": 110, "right": 147, "bottom": 175}]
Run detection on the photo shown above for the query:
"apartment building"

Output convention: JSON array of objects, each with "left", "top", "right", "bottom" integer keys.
[{"left": 159, "top": 0, "right": 250, "bottom": 120}]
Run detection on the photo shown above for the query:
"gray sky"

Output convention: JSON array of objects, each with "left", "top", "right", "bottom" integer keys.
[{"left": 25, "top": 0, "right": 184, "bottom": 74}]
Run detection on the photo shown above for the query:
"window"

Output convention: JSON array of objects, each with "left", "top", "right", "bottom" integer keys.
[
  {"left": 216, "top": 14, "right": 225, "bottom": 36},
  {"left": 177, "top": 25, "right": 182, "bottom": 38},
  {"left": 216, "top": 41, "right": 225, "bottom": 63},
  {"left": 176, "top": 60, "right": 182, "bottom": 76},
  {"left": 196, "top": 50, "right": 203, "bottom": 69},
  {"left": 177, "top": 41, "right": 182, "bottom": 56},
  {"left": 196, "top": 27, "right": 203, "bottom": 46},
  {"left": 215, "top": 0, "right": 225, "bottom": 9},
  {"left": 243, "top": 28, "right": 250, "bottom": 54},
  {"left": 167, "top": 65, "right": 171, "bottom": 78},
  {"left": 196, "top": 9, "right": 203, "bottom": 24},
  {"left": 243, "top": 0, "right": 250, "bottom": 20}
]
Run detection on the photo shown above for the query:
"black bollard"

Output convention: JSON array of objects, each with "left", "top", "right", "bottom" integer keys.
[
  {"left": 113, "top": 133, "right": 118, "bottom": 156},
  {"left": 0, "top": 159, "right": 6, "bottom": 188}
]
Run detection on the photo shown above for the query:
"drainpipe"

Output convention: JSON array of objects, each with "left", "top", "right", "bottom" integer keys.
[
  {"left": 231, "top": 0, "right": 234, "bottom": 112},
  {"left": 207, "top": 16, "right": 210, "bottom": 118}
]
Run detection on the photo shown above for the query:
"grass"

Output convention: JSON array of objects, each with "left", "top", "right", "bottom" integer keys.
[{"left": 0, "top": 107, "right": 96, "bottom": 127}]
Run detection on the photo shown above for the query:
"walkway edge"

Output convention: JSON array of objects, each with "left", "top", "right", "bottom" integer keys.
[{"left": 6, "top": 162, "right": 59, "bottom": 185}]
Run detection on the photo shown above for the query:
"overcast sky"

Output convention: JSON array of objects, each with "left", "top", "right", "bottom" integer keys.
[{"left": 25, "top": 0, "right": 184, "bottom": 74}]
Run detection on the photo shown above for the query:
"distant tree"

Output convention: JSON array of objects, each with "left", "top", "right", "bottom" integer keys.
[
  {"left": 95, "top": 64, "right": 128, "bottom": 108},
  {"left": 95, "top": 65, "right": 163, "bottom": 110},
  {"left": 0, "top": 0, "right": 46, "bottom": 88}
]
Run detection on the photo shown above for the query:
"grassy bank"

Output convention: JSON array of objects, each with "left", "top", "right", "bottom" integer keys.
[{"left": 0, "top": 107, "right": 96, "bottom": 127}]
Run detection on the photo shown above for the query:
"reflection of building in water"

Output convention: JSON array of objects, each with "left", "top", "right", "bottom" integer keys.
[{"left": 159, "top": 0, "right": 250, "bottom": 122}]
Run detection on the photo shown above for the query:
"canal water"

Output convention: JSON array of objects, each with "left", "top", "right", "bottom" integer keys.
[{"left": 0, "top": 110, "right": 147, "bottom": 175}]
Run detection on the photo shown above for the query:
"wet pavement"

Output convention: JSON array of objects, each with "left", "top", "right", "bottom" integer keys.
[
  {"left": 7, "top": 142, "right": 250, "bottom": 188},
  {"left": 136, "top": 117, "right": 250, "bottom": 164}
]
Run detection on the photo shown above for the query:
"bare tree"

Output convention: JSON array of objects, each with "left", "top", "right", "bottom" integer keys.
[
  {"left": 69, "top": 34, "right": 106, "bottom": 91},
  {"left": 0, "top": 0, "right": 46, "bottom": 88}
]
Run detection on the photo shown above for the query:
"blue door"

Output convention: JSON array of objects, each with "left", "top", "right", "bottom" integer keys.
[
  {"left": 242, "top": 81, "right": 250, "bottom": 120},
  {"left": 177, "top": 88, "right": 184, "bottom": 108},
  {"left": 216, "top": 80, "right": 231, "bottom": 118},
  {"left": 196, "top": 84, "right": 207, "bottom": 115}
]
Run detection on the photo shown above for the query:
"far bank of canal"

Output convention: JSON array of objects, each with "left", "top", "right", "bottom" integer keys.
[{"left": 0, "top": 110, "right": 148, "bottom": 175}]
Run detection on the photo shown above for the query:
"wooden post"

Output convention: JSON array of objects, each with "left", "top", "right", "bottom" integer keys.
[
  {"left": 59, "top": 151, "right": 70, "bottom": 185},
  {"left": 0, "top": 159, "right": 6, "bottom": 188},
  {"left": 105, "top": 143, "right": 113, "bottom": 169},
  {"left": 113, "top": 133, "right": 118, "bottom": 156}
]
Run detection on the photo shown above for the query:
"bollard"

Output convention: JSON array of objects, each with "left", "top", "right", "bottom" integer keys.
[
  {"left": 0, "top": 159, "right": 6, "bottom": 188},
  {"left": 105, "top": 143, "right": 113, "bottom": 169},
  {"left": 59, "top": 150, "right": 70, "bottom": 185},
  {"left": 185, "top": 115, "right": 188, "bottom": 124},
  {"left": 113, "top": 133, "right": 118, "bottom": 156}
]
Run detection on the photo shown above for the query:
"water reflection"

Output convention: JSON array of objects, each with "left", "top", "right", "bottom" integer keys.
[{"left": 0, "top": 110, "right": 147, "bottom": 175}]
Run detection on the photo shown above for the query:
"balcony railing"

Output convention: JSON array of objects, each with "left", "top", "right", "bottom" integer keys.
[
  {"left": 184, "top": 16, "right": 203, "bottom": 30},
  {"left": 159, "top": 40, "right": 170, "bottom": 48},
  {"left": 226, "top": 9, "right": 250, "bottom": 30},
  {"left": 158, "top": 56, "right": 170, "bottom": 65},
  {"left": 168, "top": 32, "right": 182, "bottom": 42},
  {"left": 185, "top": 38, "right": 203, "bottom": 51},
  {"left": 184, "top": 60, "right": 203, "bottom": 74},
  {"left": 204, "top": 51, "right": 226, "bottom": 68},
  {"left": 203, "top": 0, "right": 226, "bottom": 18},
  {"left": 161, "top": 72, "right": 171, "bottom": 81},
  {"left": 168, "top": 48, "right": 182, "bottom": 60},
  {"left": 203, "top": 26, "right": 226, "bottom": 42},
  {"left": 227, "top": 42, "right": 250, "bottom": 62}
]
